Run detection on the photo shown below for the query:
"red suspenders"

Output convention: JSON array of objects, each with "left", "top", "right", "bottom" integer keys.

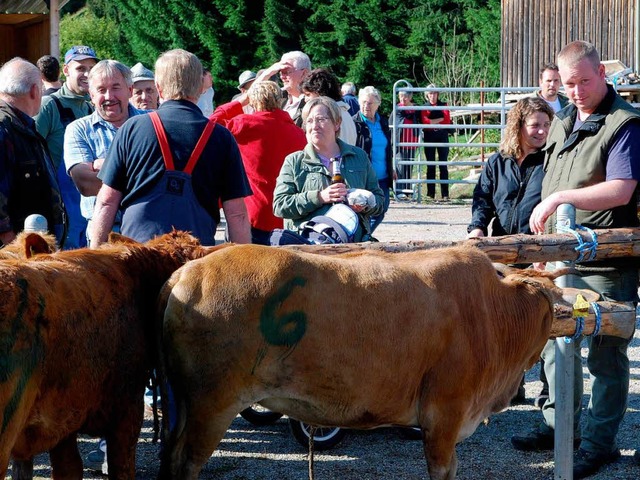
[{"left": 149, "top": 111, "right": 216, "bottom": 174}]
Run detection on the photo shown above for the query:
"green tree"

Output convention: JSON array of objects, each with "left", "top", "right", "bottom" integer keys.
[
  {"left": 60, "top": 8, "right": 125, "bottom": 62},
  {"left": 67, "top": 0, "right": 501, "bottom": 106}
]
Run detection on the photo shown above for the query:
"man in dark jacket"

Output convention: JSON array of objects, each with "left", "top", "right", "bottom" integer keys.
[{"left": 0, "top": 57, "right": 66, "bottom": 247}]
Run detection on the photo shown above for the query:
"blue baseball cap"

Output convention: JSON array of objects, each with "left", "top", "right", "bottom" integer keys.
[{"left": 64, "top": 45, "right": 98, "bottom": 64}]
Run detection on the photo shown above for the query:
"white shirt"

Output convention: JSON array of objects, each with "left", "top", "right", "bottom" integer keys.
[{"left": 197, "top": 87, "right": 215, "bottom": 117}]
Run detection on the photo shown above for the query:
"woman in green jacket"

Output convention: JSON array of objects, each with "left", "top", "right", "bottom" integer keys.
[{"left": 273, "top": 96, "right": 384, "bottom": 241}]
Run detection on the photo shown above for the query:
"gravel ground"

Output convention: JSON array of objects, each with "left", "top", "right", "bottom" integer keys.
[{"left": 13, "top": 199, "right": 640, "bottom": 479}]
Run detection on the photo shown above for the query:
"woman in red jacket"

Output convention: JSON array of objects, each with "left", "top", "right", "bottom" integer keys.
[{"left": 212, "top": 81, "right": 307, "bottom": 244}]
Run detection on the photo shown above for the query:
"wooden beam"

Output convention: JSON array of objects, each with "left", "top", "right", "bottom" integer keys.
[
  {"left": 552, "top": 301, "right": 636, "bottom": 339},
  {"left": 284, "top": 227, "right": 640, "bottom": 264}
]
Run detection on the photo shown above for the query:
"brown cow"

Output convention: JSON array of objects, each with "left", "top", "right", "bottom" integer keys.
[
  {"left": 0, "top": 231, "right": 217, "bottom": 480},
  {"left": 156, "top": 244, "right": 588, "bottom": 480}
]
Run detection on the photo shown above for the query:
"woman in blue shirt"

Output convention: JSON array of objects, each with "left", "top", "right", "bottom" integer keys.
[{"left": 353, "top": 86, "right": 394, "bottom": 233}]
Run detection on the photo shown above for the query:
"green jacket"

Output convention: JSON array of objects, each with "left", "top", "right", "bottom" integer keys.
[
  {"left": 273, "top": 140, "right": 384, "bottom": 234},
  {"left": 34, "top": 83, "right": 93, "bottom": 169},
  {"left": 533, "top": 91, "right": 569, "bottom": 110},
  {"left": 542, "top": 85, "right": 640, "bottom": 233}
]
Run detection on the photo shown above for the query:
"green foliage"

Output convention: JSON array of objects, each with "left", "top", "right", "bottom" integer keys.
[
  {"left": 59, "top": 8, "right": 125, "bottom": 62},
  {"left": 63, "top": 0, "right": 501, "bottom": 107}
]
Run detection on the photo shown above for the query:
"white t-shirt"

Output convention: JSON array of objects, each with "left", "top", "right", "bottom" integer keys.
[
  {"left": 197, "top": 87, "right": 215, "bottom": 117},
  {"left": 546, "top": 97, "right": 562, "bottom": 113}
]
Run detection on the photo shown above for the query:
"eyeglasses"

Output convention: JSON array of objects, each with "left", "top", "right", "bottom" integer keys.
[
  {"left": 280, "top": 68, "right": 302, "bottom": 77},
  {"left": 306, "top": 116, "right": 331, "bottom": 125},
  {"left": 525, "top": 121, "right": 551, "bottom": 130}
]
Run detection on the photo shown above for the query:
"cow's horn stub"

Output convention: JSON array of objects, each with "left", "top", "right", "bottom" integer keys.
[
  {"left": 547, "top": 266, "right": 580, "bottom": 280},
  {"left": 492, "top": 262, "right": 515, "bottom": 278}
]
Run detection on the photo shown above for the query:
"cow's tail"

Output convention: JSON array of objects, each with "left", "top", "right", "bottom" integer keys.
[{"left": 155, "top": 270, "right": 187, "bottom": 476}]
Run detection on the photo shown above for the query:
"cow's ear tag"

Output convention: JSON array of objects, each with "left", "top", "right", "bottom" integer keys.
[{"left": 572, "top": 293, "right": 590, "bottom": 318}]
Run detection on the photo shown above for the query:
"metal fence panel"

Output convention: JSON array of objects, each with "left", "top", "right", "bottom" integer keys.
[{"left": 390, "top": 81, "right": 538, "bottom": 200}]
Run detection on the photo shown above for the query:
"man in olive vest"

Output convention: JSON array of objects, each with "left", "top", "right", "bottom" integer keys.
[{"left": 512, "top": 41, "right": 640, "bottom": 479}]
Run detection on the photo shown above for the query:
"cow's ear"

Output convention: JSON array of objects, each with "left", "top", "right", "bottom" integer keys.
[
  {"left": 24, "top": 233, "right": 53, "bottom": 257},
  {"left": 560, "top": 287, "right": 600, "bottom": 304},
  {"left": 108, "top": 232, "right": 138, "bottom": 245}
]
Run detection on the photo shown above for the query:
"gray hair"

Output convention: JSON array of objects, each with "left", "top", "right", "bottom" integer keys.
[
  {"left": 0, "top": 57, "right": 41, "bottom": 97},
  {"left": 358, "top": 85, "right": 381, "bottom": 104},
  {"left": 341, "top": 82, "right": 356, "bottom": 95},
  {"left": 88, "top": 60, "right": 133, "bottom": 90},
  {"left": 281, "top": 51, "right": 311, "bottom": 71}
]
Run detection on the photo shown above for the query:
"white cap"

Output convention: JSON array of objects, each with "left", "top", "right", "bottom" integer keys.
[{"left": 24, "top": 214, "right": 48, "bottom": 233}]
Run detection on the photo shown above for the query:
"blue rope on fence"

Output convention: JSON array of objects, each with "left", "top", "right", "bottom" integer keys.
[
  {"left": 591, "top": 301, "right": 602, "bottom": 337},
  {"left": 557, "top": 224, "right": 598, "bottom": 262},
  {"left": 564, "top": 301, "right": 603, "bottom": 343},
  {"left": 564, "top": 316, "right": 584, "bottom": 343}
]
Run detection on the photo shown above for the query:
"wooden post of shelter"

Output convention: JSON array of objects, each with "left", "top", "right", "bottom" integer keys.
[{"left": 49, "top": 0, "right": 60, "bottom": 59}]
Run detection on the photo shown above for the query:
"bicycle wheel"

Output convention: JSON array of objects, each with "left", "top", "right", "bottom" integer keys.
[
  {"left": 288, "top": 418, "right": 347, "bottom": 450},
  {"left": 240, "top": 405, "right": 284, "bottom": 426}
]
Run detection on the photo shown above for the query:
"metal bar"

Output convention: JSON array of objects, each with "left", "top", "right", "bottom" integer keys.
[
  {"left": 396, "top": 179, "right": 477, "bottom": 185},
  {"left": 636, "top": 0, "right": 640, "bottom": 76},
  {"left": 396, "top": 161, "right": 485, "bottom": 167},
  {"left": 399, "top": 124, "right": 501, "bottom": 129},
  {"left": 399, "top": 142, "right": 500, "bottom": 148},
  {"left": 554, "top": 203, "right": 576, "bottom": 480},
  {"left": 389, "top": 83, "right": 539, "bottom": 196}
]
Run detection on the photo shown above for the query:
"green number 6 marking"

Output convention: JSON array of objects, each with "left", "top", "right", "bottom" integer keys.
[{"left": 260, "top": 276, "right": 307, "bottom": 347}]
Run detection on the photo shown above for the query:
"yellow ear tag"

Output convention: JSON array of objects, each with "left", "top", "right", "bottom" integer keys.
[{"left": 573, "top": 293, "right": 590, "bottom": 318}]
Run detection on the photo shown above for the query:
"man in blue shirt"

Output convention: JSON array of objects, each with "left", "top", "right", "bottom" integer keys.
[
  {"left": 64, "top": 59, "right": 143, "bottom": 245},
  {"left": 64, "top": 59, "right": 144, "bottom": 474}
]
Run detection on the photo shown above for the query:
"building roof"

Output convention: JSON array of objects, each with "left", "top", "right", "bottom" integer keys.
[{"left": 1, "top": 1, "right": 71, "bottom": 15}]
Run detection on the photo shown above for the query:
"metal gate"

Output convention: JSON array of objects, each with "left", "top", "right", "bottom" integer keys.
[{"left": 390, "top": 81, "right": 538, "bottom": 201}]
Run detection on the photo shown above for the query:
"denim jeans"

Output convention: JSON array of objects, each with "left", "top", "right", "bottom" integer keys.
[{"left": 370, "top": 177, "right": 390, "bottom": 233}]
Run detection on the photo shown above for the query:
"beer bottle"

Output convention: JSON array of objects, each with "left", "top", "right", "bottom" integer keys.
[{"left": 331, "top": 157, "right": 343, "bottom": 184}]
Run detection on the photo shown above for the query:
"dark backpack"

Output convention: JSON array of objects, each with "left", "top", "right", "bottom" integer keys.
[{"left": 51, "top": 96, "right": 93, "bottom": 127}]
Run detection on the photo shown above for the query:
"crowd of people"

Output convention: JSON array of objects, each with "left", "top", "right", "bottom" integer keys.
[{"left": 1, "top": 39, "right": 640, "bottom": 478}]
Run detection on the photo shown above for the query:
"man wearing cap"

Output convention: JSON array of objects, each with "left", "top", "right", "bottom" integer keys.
[
  {"left": 130, "top": 62, "right": 159, "bottom": 111},
  {"left": 0, "top": 57, "right": 66, "bottom": 247},
  {"left": 64, "top": 60, "right": 143, "bottom": 245},
  {"left": 35, "top": 45, "right": 98, "bottom": 249},
  {"left": 232, "top": 70, "right": 257, "bottom": 113},
  {"left": 238, "top": 70, "right": 257, "bottom": 94}
]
